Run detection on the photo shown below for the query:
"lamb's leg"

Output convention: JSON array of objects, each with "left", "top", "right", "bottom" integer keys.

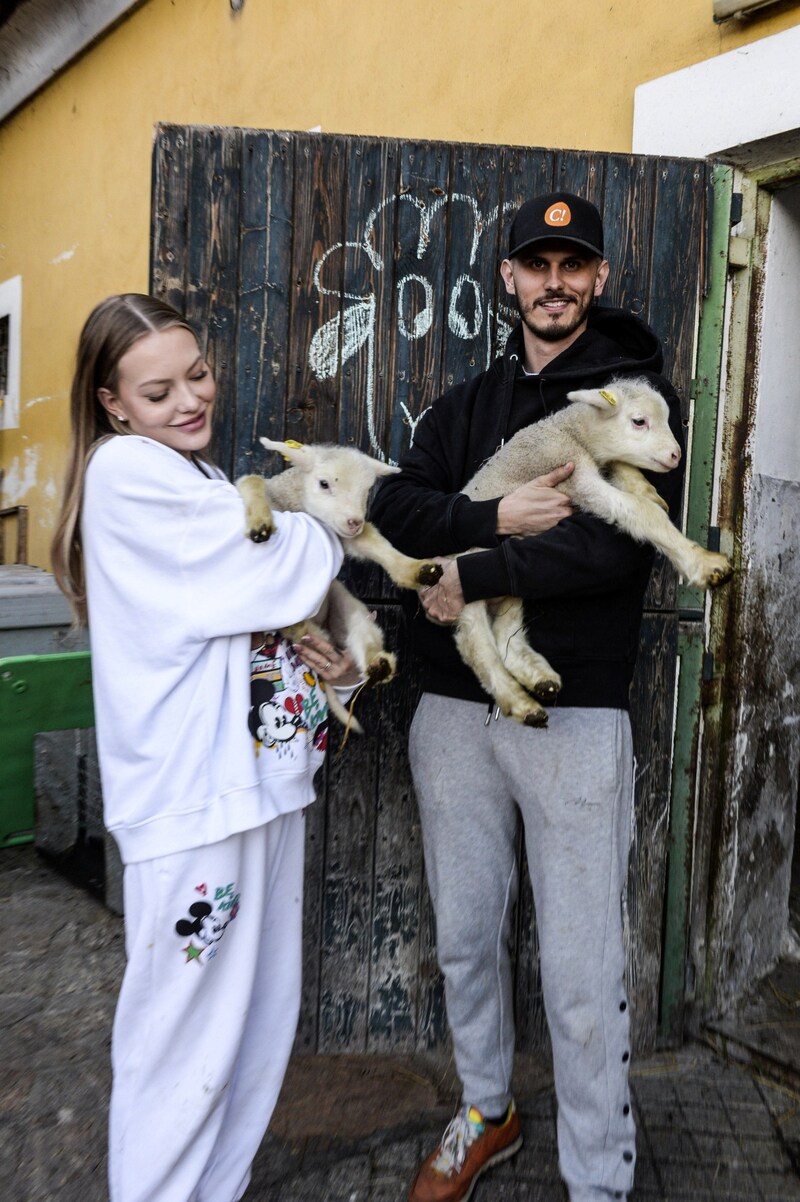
[
  {"left": 236, "top": 474, "right": 277, "bottom": 543},
  {"left": 571, "top": 469, "right": 732, "bottom": 588},
  {"left": 346, "top": 522, "right": 443, "bottom": 589},
  {"left": 325, "top": 579, "right": 396, "bottom": 686},
  {"left": 490, "top": 598, "right": 561, "bottom": 704},
  {"left": 321, "top": 685, "right": 363, "bottom": 733},
  {"left": 455, "top": 601, "right": 549, "bottom": 727},
  {"left": 281, "top": 617, "right": 323, "bottom": 646},
  {"left": 281, "top": 612, "right": 364, "bottom": 734},
  {"left": 608, "top": 463, "right": 669, "bottom": 514}
]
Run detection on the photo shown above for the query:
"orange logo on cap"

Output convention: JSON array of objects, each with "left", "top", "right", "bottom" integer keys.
[{"left": 545, "top": 202, "right": 572, "bottom": 227}]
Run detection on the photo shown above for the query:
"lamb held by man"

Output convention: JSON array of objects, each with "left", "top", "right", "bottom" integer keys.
[
  {"left": 236, "top": 440, "right": 443, "bottom": 731},
  {"left": 446, "top": 375, "right": 733, "bottom": 728}
]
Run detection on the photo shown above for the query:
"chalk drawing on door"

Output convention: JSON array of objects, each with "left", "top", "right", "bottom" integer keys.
[{"left": 309, "top": 193, "right": 517, "bottom": 461}]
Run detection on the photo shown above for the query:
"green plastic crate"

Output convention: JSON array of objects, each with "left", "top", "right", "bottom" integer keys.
[{"left": 0, "top": 652, "right": 95, "bottom": 847}]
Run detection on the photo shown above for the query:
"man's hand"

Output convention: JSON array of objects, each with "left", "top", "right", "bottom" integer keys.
[
  {"left": 420, "top": 559, "right": 465, "bottom": 625},
  {"left": 496, "top": 462, "right": 575, "bottom": 536}
]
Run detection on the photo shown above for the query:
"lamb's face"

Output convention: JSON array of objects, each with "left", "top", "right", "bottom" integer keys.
[
  {"left": 258, "top": 438, "right": 400, "bottom": 537},
  {"left": 302, "top": 449, "right": 383, "bottom": 538},
  {"left": 568, "top": 379, "right": 682, "bottom": 473}
]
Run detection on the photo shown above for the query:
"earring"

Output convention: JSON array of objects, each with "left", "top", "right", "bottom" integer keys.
[{"left": 117, "top": 415, "right": 127, "bottom": 422}]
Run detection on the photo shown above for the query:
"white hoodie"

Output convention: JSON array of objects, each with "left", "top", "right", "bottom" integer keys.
[{"left": 82, "top": 435, "right": 343, "bottom": 864}]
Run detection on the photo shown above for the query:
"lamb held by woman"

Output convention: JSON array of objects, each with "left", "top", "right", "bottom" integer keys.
[{"left": 236, "top": 439, "right": 443, "bottom": 731}]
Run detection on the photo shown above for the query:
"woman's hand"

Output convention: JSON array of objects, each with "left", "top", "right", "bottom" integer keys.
[
  {"left": 293, "top": 631, "right": 363, "bottom": 687},
  {"left": 496, "top": 462, "right": 575, "bottom": 536}
]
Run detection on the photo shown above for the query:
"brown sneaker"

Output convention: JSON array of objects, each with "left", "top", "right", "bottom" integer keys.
[{"left": 409, "top": 1101, "right": 523, "bottom": 1202}]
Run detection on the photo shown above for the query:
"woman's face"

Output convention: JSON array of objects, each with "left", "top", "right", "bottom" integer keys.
[{"left": 99, "top": 326, "right": 216, "bottom": 457}]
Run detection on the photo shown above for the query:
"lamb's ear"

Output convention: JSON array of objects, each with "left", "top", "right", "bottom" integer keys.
[
  {"left": 566, "top": 387, "right": 620, "bottom": 414},
  {"left": 259, "top": 437, "right": 314, "bottom": 470},
  {"left": 371, "top": 461, "right": 401, "bottom": 478}
]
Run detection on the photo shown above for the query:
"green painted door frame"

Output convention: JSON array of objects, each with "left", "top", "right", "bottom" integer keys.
[{"left": 659, "top": 164, "right": 734, "bottom": 1041}]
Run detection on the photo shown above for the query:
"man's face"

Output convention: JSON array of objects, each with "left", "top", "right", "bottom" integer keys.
[{"left": 500, "top": 241, "right": 609, "bottom": 345}]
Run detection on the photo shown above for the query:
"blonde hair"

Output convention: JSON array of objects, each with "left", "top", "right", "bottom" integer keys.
[{"left": 51, "top": 294, "right": 198, "bottom": 625}]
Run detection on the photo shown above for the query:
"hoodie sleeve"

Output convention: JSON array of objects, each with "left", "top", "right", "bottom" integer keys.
[
  {"left": 458, "top": 379, "right": 686, "bottom": 603},
  {"left": 370, "top": 384, "right": 503, "bottom": 556},
  {"left": 84, "top": 436, "right": 344, "bottom": 642},
  {"left": 182, "top": 486, "right": 344, "bottom": 640}
]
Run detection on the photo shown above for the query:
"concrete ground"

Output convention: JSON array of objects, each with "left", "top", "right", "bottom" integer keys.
[{"left": 2, "top": 844, "right": 800, "bottom": 1201}]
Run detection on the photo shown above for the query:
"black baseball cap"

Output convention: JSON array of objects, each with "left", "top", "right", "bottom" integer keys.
[{"left": 508, "top": 192, "right": 604, "bottom": 259}]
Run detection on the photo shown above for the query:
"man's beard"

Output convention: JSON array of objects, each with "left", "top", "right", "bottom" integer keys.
[{"left": 515, "top": 292, "right": 592, "bottom": 343}]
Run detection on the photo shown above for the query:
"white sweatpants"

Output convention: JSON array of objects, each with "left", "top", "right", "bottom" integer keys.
[{"left": 108, "top": 810, "right": 305, "bottom": 1202}]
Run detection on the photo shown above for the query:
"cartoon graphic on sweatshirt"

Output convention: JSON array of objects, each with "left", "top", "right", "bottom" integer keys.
[
  {"left": 175, "top": 881, "right": 240, "bottom": 964},
  {"left": 250, "top": 633, "right": 328, "bottom": 760},
  {"left": 248, "top": 678, "right": 305, "bottom": 746}
]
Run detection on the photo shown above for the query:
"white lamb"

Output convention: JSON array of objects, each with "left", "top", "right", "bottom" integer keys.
[
  {"left": 452, "top": 376, "right": 732, "bottom": 727},
  {"left": 236, "top": 439, "right": 443, "bottom": 731}
]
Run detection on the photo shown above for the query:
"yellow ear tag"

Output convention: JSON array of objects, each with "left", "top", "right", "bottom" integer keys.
[
  {"left": 599, "top": 389, "right": 618, "bottom": 406},
  {"left": 280, "top": 438, "right": 305, "bottom": 461}
]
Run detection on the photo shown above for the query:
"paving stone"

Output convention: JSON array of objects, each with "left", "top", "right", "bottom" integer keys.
[
  {"left": 366, "top": 1180, "right": 407, "bottom": 1202},
  {"left": 371, "top": 1138, "right": 425, "bottom": 1173},
  {"left": 327, "top": 1155, "right": 372, "bottom": 1193}
]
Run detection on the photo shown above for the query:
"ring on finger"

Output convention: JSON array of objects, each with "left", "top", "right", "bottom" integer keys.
[{"left": 324, "top": 659, "right": 332, "bottom": 671}]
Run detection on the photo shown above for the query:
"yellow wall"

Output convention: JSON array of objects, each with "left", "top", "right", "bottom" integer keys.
[{"left": 1, "top": 0, "right": 799, "bottom": 565}]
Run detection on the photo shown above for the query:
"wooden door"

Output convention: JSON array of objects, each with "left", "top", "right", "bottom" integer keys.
[{"left": 150, "top": 127, "right": 712, "bottom": 1055}]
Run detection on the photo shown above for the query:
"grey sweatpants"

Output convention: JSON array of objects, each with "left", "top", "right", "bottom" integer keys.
[{"left": 409, "top": 694, "right": 636, "bottom": 1202}]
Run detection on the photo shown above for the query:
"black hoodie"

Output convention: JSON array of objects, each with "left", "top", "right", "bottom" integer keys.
[{"left": 370, "top": 307, "right": 686, "bottom": 710}]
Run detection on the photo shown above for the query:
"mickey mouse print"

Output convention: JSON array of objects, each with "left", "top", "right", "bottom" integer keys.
[
  {"left": 174, "top": 881, "right": 241, "bottom": 965},
  {"left": 249, "top": 632, "right": 329, "bottom": 764}
]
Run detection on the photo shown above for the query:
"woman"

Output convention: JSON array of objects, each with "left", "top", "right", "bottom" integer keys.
[{"left": 52, "top": 293, "right": 357, "bottom": 1202}]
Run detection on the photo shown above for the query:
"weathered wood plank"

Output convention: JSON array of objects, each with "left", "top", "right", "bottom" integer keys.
[
  {"left": 553, "top": 151, "right": 606, "bottom": 212},
  {"left": 335, "top": 137, "right": 399, "bottom": 459},
  {"left": 317, "top": 661, "right": 380, "bottom": 1052},
  {"left": 287, "top": 133, "right": 347, "bottom": 445},
  {"left": 150, "top": 124, "right": 190, "bottom": 312},
  {"left": 441, "top": 142, "right": 503, "bottom": 390},
  {"left": 296, "top": 762, "right": 327, "bottom": 1053},
  {"left": 233, "top": 130, "right": 294, "bottom": 478},
  {"left": 601, "top": 154, "right": 653, "bottom": 326},
  {"left": 647, "top": 159, "right": 706, "bottom": 395},
  {"left": 185, "top": 126, "right": 242, "bottom": 476},
  {"left": 387, "top": 141, "right": 451, "bottom": 466},
  {"left": 366, "top": 605, "right": 427, "bottom": 1051},
  {"left": 627, "top": 611, "right": 680, "bottom": 1052},
  {"left": 601, "top": 155, "right": 682, "bottom": 615}
]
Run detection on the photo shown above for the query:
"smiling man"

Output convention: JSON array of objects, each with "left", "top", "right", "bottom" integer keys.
[{"left": 370, "top": 192, "right": 686, "bottom": 1202}]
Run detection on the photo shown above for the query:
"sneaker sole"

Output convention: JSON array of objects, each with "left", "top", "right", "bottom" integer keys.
[{"left": 459, "top": 1133, "right": 524, "bottom": 1202}]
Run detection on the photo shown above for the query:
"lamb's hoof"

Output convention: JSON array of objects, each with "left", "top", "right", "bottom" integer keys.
[
  {"left": 366, "top": 654, "right": 396, "bottom": 686},
  {"left": 416, "top": 562, "right": 444, "bottom": 586},
  {"left": 248, "top": 523, "right": 275, "bottom": 544},
  {"left": 532, "top": 679, "right": 561, "bottom": 705},
  {"left": 707, "top": 559, "right": 733, "bottom": 588},
  {"left": 523, "top": 709, "right": 549, "bottom": 728}
]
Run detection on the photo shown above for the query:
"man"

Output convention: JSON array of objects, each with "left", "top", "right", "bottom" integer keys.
[{"left": 370, "top": 191, "right": 685, "bottom": 1202}]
